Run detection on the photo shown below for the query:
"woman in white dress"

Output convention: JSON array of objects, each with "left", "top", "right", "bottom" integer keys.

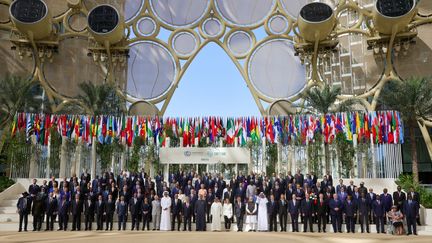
[
  {"left": 160, "top": 191, "right": 172, "bottom": 231},
  {"left": 210, "top": 198, "right": 223, "bottom": 231},
  {"left": 222, "top": 198, "right": 233, "bottom": 231},
  {"left": 256, "top": 192, "right": 269, "bottom": 231},
  {"left": 246, "top": 197, "right": 257, "bottom": 232}
]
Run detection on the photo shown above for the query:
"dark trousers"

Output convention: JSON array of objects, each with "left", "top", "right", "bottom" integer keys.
[
  {"left": 33, "top": 214, "right": 43, "bottom": 231},
  {"left": 331, "top": 213, "right": 342, "bottom": 233},
  {"left": 105, "top": 213, "right": 113, "bottom": 230},
  {"left": 118, "top": 214, "right": 127, "bottom": 230},
  {"left": 171, "top": 213, "right": 181, "bottom": 231},
  {"left": 224, "top": 216, "right": 231, "bottom": 230},
  {"left": 184, "top": 216, "right": 192, "bottom": 231},
  {"left": 85, "top": 214, "right": 93, "bottom": 230},
  {"left": 59, "top": 213, "right": 68, "bottom": 230},
  {"left": 346, "top": 216, "right": 355, "bottom": 233},
  {"left": 317, "top": 213, "right": 327, "bottom": 232},
  {"left": 46, "top": 214, "right": 55, "bottom": 230},
  {"left": 72, "top": 213, "right": 81, "bottom": 230},
  {"left": 269, "top": 214, "right": 277, "bottom": 231},
  {"left": 236, "top": 215, "right": 244, "bottom": 231},
  {"left": 359, "top": 213, "right": 369, "bottom": 233},
  {"left": 303, "top": 214, "right": 313, "bottom": 232},
  {"left": 131, "top": 214, "right": 140, "bottom": 230},
  {"left": 142, "top": 213, "right": 150, "bottom": 230},
  {"left": 290, "top": 214, "right": 299, "bottom": 232},
  {"left": 279, "top": 213, "right": 287, "bottom": 231},
  {"left": 96, "top": 214, "right": 104, "bottom": 230},
  {"left": 207, "top": 206, "right": 212, "bottom": 223},
  {"left": 18, "top": 213, "right": 28, "bottom": 231},
  {"left": 407, "top": 216, "right": 417, "bottom": 234},
  {"left": 375, "top": 216, "right": 385, "bottom": 233}
]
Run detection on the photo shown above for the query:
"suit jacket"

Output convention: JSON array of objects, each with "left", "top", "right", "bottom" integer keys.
[
  {"left": 28, "top": 184, "right": 40, "bottom": 196},
  {"left": 300, "top": 199, "right": 314, "bottom": 216},
  {"left": 278, "top": 199, "right": 288, "bottom": 215},
  {"left": 329, "top": 199, "right": 343, "bottom": 216},
  {"left": 84, "top": 199, "right": 94, "bottom": 216},
  {"left": 380, "top": 193, "right": 393, "bottom": 212},
  {"left": 183, "top": 203, "right": 193, "bottom": 218},
  {"left": 288, "top": 200, "right": 300, "bottom": 216},
  {"left": 315, "top": 199, "right": 328, "bottom": 216},
  {"left": 129, "top": 198, "right": 141, "bottom": 216},
  {"left": 95, "top": 200, "right": 105, "bottom": 216},
  {"left": 234, "top": 201, "right": 246, "bottom": 218},
  {"left": 393, "top": 191, "right": 406, "bottom": 207},
  {"left": 408, "top": 191, "right": 420, "bottom": 203},
  {"left": 267, "top": 200, "right": 278, "bottom": 216},
  {"left": 172, "top": 199, "right": 182, "bottom": 215},
  {"left": 17, "top": 197, "right": 31, "bottom": 215},
  {"left": 357, "top": 198, "right": 370, "bottom": 215},
  {"left": 105, "top": 200, "right": 115, "bottom": 215},
  {"left": 343, "top": 200, "right": 357, "bottom": 217},
  {"left": 71, "top": 199, "right": 83, "bottom": 216},
  {"left": 372, "top": 200, "right": 385, "bottom": 217},
  {"left": 45, "top": 197, "right": 58, "bottom": 215},
  {"left": 403, "top": 200, "right": 419, "bottom": 218},
  {"left": 116, "top": 201, "right": 128, "bottom": 216},
  {"left": 58, "top": 200, "right": 70, "bottom": 216}
]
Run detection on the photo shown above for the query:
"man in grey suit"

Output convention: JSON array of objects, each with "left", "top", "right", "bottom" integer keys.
[
  {"left": 152, "top": 195, "right": 161, "bottom": 230},
  {"left": 234, "top": 196, "right": 245, "bottom": 232}
]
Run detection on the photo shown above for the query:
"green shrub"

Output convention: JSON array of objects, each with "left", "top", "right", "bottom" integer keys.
[
  {"left": 396, "top": 173, "right": 432, "bottom": 208},
  {"left": 0, "top": 176, "right": 15, "bottom": 192}
]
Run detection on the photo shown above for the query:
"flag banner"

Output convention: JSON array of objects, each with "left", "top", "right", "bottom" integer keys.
[{"left": 11, "top": 111, "right": 404, "bottom": 147}]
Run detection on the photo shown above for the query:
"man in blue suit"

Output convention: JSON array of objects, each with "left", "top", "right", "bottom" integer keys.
[
  {"left": 329, "top": 194, "right": 343, "bottom": 233},
  {"left": 343, "top": 195, "right": 357, "bottom": 233},
  {"left": 17, "top": 192, "right": 31, "bottom": 232},
  {"left": 404, "top": 195, "right": 419, "bottom": 235},
  {"left": 288, "top": 194, "right": 300, "bottom": 232},
  {"left": 358, "top": 193, "right": 370, "bottom": 233},
  {"left": 116, "top": 195, "right": 128, "bottom": 230},
  {"left": 372, "top": 195, "right": 385, "bottom": 233}
]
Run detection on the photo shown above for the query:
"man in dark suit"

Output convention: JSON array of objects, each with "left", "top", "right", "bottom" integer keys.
[
  {"left": 58, "top": 195, "right": 70, "bottom": 231},
  {"left": 294, "top": 170, "right": 304, "bottom": 187},
  {"left": 343, "top": 195, "right": 357, "bottom": 233},
  {"left": 116, "top": 195, "right": 128, "bottom": 231},
  {"left": 408, "top": 187, "right": 421, "bottom": 225},
  {"left": 393, "top": 186, "right": 406, "bottom": 210},
  {"left": 367, "top": 188, "right": 376, "bottom": 224},
  {"left": 300, "top": 194, "right": 314, "bottom": 232},
  {"left": 329, "top": 193, "right": 343, "bottom": 233},
  {"left": 372, "top": 195, "right": 385, "bottom": 233},
  {"left": 31, "top": 191, "right": 45, "bottom": 231},
  {"left": 84, "top": 195, "right": 94, "bottom": 231},
  {"left": 234, "top": 196, "right": 245, "bottom": 232},
  {"left": 288, "top": 194, "right": 300, "bottom": 232},
  {"left": 17, "top": 192, "right": 31, "bottom": 232},
  {"left": 267, "top": 194, "right": 278, "bottom": 232},
  {"left": 129, "top": 192, "right": 141, "bottom": 231},
  {"left": 45, "top": 192, "right": 57, "bottom": 231},
  {"left": 95, "top": 194, "right": 105, "bottom": 231},
  {"left": 404, "top": 195, "right": 419, "bottom": 235},
  {"left": 105, "top": 194, "right": 115, "bottom": 231},
  {"left": 358, "top": 193, "right": 370, "bottom": 233},
  {"left": 183, "top": 197, "right": 193, "bottom": 231},
  {"left": 28, "top": 179, "right": 40, "bottom": 198},
  {"left": 171, "top": 193, "right": 182, "bottom": 231},
  {"left": 71, "top": 194, "right": 83, "bottom": 231},
  {"left": 278, "top": 194, "right": 288, "bottom": 232},
  {"left": 315, "top": 193, "right": 328, "bottom": 233}
]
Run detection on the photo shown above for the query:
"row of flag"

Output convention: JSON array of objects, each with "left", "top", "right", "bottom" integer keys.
[{"left": 11, "top": 111, "right": 404, "bottom": 147}]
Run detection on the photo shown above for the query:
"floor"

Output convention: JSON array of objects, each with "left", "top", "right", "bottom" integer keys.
[{"left": 0, "top": 231, "right": 431, "bottom": 243}]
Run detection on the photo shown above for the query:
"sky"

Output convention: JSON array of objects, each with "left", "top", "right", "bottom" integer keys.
[{"left": 159, "top": 27, "right": 269, "bottom": 117}]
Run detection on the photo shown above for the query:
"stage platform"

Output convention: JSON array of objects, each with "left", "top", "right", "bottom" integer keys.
[{"left": 0, "top": 231, "right": 431, "bottom": 243}]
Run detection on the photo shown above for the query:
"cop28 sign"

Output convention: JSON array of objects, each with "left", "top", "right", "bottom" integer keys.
[{"left": 159, "top": 147, "right": 251, "bottom": 164}]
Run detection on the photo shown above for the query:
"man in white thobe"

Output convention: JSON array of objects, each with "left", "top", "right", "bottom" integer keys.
[
  {"left": 210, "top": 197, "right": 223, "bottom": 231},
  {"left": 160, "top": 191, "right": 172, "bottom": 231},
  {"left": 256, "top": 192, "right": 269, "bottom": 231}
]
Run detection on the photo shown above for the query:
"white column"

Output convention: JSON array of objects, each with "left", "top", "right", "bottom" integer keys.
[
  {"left": 74, "top": 140, "right": 82, "bottom": 176},
  {"left": 59, "top": 136, "right": 67, "bottom": 179},
  {"left": 90, "top": 137, "right": 97, "bottom": 180},
  {"left": 163, "top": 163, "right": 169, "bottom": 182},
  {"left": 352, "top": 134, "right": 358, "bottom": 178},
  {"left": 46, "top": 135, "right": 51, "bottom": 178},
  {"left": 277, "top": 143, "right": 281, "bottom": 174},
  {"left": 28, "top": 135, "right": 38, "bottom": 178}
]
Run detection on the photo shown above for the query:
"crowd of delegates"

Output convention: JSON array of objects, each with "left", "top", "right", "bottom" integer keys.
[{"left": 16, "top": 169, "right": 421, "bottom": 235}]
